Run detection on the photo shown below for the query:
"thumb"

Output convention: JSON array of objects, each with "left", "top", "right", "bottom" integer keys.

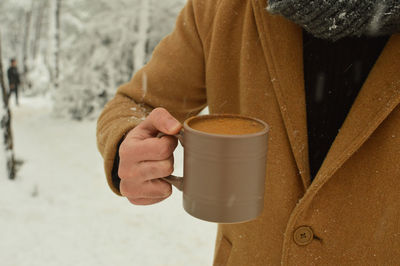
[{"left": 137, "top": 107, "right": 182, "bottom": 136}]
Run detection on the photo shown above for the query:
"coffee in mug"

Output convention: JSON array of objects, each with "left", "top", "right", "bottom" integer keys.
[{"left": 188, "top": 117, "right": 265, "bottom": 135}]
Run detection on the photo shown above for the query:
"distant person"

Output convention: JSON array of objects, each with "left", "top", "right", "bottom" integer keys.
[{"left": 7, "top": 58, "right": 20, "bottom": 105}]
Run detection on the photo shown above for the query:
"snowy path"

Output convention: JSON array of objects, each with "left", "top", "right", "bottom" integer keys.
[{"left": 0, "top": 97, "right": 216, "bottom": 266}]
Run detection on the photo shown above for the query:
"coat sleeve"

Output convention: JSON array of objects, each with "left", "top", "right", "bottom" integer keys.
[{"left": 96, "top": 0, "right": 208, "bottom": 195}]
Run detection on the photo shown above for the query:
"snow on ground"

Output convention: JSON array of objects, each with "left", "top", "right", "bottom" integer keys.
[{"left": 0, "top": 96, "right": 216, "bottom": 266}]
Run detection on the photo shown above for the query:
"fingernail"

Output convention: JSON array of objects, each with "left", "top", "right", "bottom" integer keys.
[{"left": 166, "top": 118, "right": 180, "bottom": 131}]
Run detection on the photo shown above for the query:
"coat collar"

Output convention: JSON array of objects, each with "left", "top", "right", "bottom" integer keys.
[{"left": 252, "top": 0, "right": 400, "bottom": 191}]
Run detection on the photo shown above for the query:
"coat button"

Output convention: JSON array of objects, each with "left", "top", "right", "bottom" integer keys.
[{"left": 293, "top": 226, "right": 314, "bottom": 246}]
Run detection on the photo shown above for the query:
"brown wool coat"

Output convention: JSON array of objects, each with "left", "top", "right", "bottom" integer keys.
[{"left": 97, "top": 0, "right": 400, "bottom": 265}]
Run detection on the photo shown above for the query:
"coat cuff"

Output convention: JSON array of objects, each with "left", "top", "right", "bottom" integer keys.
[{"left": 111, "top": 138, "right": 124, "bottom": 194}]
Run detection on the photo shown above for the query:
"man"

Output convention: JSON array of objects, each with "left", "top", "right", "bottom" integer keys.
[
  {"left": 7, "top": 58, "right": 20, "bottom": 106},
  {"left": 97, "top": 0, "right": 400, "bottom": 265}
]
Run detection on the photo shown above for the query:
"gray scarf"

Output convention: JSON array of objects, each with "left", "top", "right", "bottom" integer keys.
[{"left": 267, "top": 0, "right": 400, "bottom": 41}]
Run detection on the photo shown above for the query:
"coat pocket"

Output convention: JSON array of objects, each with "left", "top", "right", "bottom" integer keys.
[{"left": 213, "top": 235, "right": 232, "bottom": 266}]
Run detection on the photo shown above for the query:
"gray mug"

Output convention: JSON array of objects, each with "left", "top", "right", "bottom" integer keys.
[{"left": 160, "top": 114, "right": 269, "bottom": 223}]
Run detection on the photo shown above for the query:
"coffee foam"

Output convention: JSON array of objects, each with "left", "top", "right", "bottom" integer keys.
[{"left": 189, "top": 117, "right": 264, "bottom": 135}]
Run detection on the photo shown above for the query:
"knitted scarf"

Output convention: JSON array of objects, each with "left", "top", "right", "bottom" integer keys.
[{"left": 267, "top": 0, "right": 400, "bottom": 41}]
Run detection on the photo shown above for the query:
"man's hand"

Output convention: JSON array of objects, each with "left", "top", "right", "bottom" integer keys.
[{"left": 118, "top": 107, "right": 182, "bottom": 205}]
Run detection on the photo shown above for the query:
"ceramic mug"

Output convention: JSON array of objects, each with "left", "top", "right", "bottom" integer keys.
[{"left": 160, "top": 114, "right": 269, "bottom": 223}]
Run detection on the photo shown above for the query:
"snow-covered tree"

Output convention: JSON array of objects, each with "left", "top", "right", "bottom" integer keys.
[
  {"left": 53, "top": 0, "right": 186, "bottom": 120},
  {"left": 1, "top": 0, "right": 186, "bottom": 120}
]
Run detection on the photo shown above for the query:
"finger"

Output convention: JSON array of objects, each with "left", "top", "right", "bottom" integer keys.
[
  {"left": 120, "top": 177, "right": 172, "bottom": 200},
  {"left": 135, "top": 107, "right": 182, "bottom": 138},
  {"left": 137, "top": 156, "right": 174, "bottom": 181},
  {"left": 118, "top": 159, "right": 139, "bottom": 180},
  {"left": 120, "top": 136, "right": 178, "bottom": 162},
  {"left": 127, "top": 196, "right": 169, "bottom": 206}
]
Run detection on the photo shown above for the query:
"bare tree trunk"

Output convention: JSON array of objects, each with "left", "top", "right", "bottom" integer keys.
[
  {"left": 32, "top": 0, "right": 46, "bottom": 60},
  {"left": 0, "top": 40, "right": 8, "bottom": 106},
  {"left": 0, "top": 31, "right": 16, "bottom": 180},
  {"left": 133, "top": 0, "right": 150, "bottom": 74},
  {"left": 54, "top": 0, "right": 61, "bottom": 89},
  {"left": 22, "top": 10, "right": 32, "bottom": 90},
  {"left": 44, "top": 0, "right": 55, "bottom": 87}
]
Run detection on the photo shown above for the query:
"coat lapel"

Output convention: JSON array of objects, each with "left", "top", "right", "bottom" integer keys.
[
  {"left": 252, "top": 0, "right": 311, "bottom": 189},
  {"left": 313, "top": 34, "right": 400, "bottom": 187}
]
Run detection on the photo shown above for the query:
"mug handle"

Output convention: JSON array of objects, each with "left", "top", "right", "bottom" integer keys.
[{"left": 156, "top": 130, "right": 184, "bottom": 191}]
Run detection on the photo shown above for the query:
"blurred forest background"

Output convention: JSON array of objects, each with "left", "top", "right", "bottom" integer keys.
[
  {"left": 0, "top": 1, "right": 217, "bottom": 265},
  {"left": 0, "top": 0, "right": 185, "bottom": 119}
]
